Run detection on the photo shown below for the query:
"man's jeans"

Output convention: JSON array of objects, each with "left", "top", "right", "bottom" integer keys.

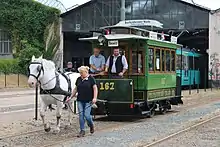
[{"left": 77, "top": 101, "right": 94, "bottom": 131}]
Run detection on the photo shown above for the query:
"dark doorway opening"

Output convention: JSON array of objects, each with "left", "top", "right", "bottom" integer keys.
[{"left": 63, "top": 31, "right": 93, "bottom": 70}]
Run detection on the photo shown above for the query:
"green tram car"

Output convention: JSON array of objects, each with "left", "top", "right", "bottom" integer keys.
[{"left": 79, "top": 25, "right": 182, "bottom": 117}]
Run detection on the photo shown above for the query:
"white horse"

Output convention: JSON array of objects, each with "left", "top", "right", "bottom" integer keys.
[{"left": 27, "top": 55, "right": 80, "bottom": 133}]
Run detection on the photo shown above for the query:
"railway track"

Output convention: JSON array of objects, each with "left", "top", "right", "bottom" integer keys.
[
  {"left": 0, "top": 122, "right": 128, "bottom": 147},
  {"left": 1, "top": 95, "right": 220, "bottom": 147},
  {"left": 139, "top": 114, "right": 220, "bottom": 147}
]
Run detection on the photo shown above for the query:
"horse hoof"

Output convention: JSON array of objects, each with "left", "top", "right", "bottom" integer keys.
[
  {"left": 53, "top": 128, "right": 60, "bottom": 134},
  {"left": 44, "top": 123, "right": 51, "bottom": 132},
  {"left": 44, "top": 127, "right": 51, "bottom": 132}
]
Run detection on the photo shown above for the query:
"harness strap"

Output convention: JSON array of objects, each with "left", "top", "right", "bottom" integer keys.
[{"left": 40, "top": 72, "right": 72, "bottom": 97}]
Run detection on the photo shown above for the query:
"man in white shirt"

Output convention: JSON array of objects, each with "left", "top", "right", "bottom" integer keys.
[{"left": 105, "top": 48, "right": 128, "bottom": 78}]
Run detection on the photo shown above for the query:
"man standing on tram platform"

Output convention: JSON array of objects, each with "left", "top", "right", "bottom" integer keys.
[
  {"left": 89, "top": 47, "right": 105, "bottom": 74},
  {"left": 105, "top": 48, "right": 128, "bottom": 78}
]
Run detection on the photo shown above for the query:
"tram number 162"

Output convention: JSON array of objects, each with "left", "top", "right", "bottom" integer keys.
[{"left": 99, "top": 82, "right": 115, "bottom": 91}]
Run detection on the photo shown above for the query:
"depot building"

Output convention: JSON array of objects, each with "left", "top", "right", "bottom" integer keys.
[{"left": 60, "top": 0, "right": 212, "bottom": 87}]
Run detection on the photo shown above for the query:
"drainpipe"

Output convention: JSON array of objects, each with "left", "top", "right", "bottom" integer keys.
[
  {"left": 121, "top": 0, "right": 125, "bottom": 21},
  {"left": 59, "top": 17, "right": 64, "bottom": 71}
]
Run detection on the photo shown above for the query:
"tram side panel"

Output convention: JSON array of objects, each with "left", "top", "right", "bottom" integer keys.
[
  {"left": 92, "top": 79, "right": 134, "bottom": 116},
  {"left": 147, "top": 73, "right": 177, "bottom": 101}
]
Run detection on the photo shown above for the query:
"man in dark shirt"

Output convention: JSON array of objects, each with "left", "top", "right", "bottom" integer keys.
[{"left": 63, "top": 61, "right": 76, "bottom": 73}]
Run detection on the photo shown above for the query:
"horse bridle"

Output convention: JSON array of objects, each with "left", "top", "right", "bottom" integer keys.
[{"left": 28, "top": 62, "right": 44, "bottom": 81}]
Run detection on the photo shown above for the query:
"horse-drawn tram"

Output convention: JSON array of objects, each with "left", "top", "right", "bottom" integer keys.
[{"left": 79, "top": 25, "right": 183, "bottom": 117}]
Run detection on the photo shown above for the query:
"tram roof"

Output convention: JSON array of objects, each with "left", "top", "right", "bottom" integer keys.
[
  {"left": 99, "top": 25, "right": 169, "bottom": 37},
  {"left": 79, "top": 34, "right": 182, "bottom": 46},
  {"left": 79, "top": 34, "right": 146, "bottom": 41}
]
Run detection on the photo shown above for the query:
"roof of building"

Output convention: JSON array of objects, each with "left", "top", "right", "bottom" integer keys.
[
  {"left": 210, "top": 8, "right": 220, "bottom": 14},
  {"left": 60, "top": 0, "right": 211, "bottom": 17}
]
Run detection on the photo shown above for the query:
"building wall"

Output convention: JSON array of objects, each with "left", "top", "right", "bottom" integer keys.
[
  {"left": 62, "top": 0, "right": 209, "bottom": 32},
  {"left": 209, "top": 10, "right": 220, "bottom": 82}
]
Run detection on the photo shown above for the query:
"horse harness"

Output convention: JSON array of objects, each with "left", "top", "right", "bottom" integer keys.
[
  {"left": 40, "top": 72, "right": 72, "bottom": 100},
  {"left": 29, "top": 62, "right": 72, "bottom": 102},
  {"left": 28, "top": 62, "right": 44, "bottom": 80}
]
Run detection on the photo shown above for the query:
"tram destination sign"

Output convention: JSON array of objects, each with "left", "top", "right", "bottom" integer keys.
[
  {"left": 115, "top": 19, "right": 163, "bottom": 28},
  {"left": 108, "top": 40, "right": 119, "bottom": 47}
]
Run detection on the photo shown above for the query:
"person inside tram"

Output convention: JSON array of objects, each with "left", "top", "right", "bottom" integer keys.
[
  {"left": 89, "top": 47, "right": 105, "bottom": 74},
  {"left": 105, "top": 48, "right": 128, "bottom": 78}
]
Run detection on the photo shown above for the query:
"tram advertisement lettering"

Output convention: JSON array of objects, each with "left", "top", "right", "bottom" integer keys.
[{"left": 99, "top": 82, "right": 115, "bottom": 91}]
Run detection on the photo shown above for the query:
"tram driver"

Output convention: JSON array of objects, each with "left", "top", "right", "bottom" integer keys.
[
  {"left": 105, "top": 48, "right": 128, "bottom": 78},
  {"left": 89, "top": 47, "right": 105, "bottom": 74}
]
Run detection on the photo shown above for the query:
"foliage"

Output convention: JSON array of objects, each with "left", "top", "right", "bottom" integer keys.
[
  {"left": 0, "top": 59, "right": 20, "bottom": 74},
  {"left": 43, "top": 21, "right": 60, "bottom": 60},
  {"left": 17, "top": 41, "right": 42, "bottom": 75},
  {"left": 0, "top": 0, "right": 60, "bottom": 53}
]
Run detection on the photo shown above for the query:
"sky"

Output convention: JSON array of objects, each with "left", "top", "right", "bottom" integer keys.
[{"left": 60, "top": 0, "right": 220, "bottom": 10}]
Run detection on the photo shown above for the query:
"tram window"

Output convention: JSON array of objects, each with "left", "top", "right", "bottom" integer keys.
[
  {"left": 162, "top": 50, "right": 165, "bottom": 71},
  {"left": 132, "top": 51, "right": 143, "bottom": 74},
  {"left": 171, "top": 51, "right": 175, "bottom": 71},
  {"left": 148, "top": 48, "right": 154, "bottom": 71},
  {"left": 155, "top": 49, "right": 160, "bottom": 71},
  {"left": 166, "top": 50, "right": 170, "bottom": 71}
]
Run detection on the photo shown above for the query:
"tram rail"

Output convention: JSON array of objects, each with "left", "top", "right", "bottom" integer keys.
[{"left": 140, "top": 114, "right": 220, "bottom": 147}]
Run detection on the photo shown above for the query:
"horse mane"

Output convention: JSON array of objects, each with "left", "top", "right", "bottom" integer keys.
[{"left": 34, "top": 58, "right": 56, "bottom": 71}]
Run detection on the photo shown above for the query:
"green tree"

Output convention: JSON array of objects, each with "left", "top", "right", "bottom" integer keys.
[
  {"left": 17, "top": 41, "right": 42, "bottom": 75},
  {"left": 0, "top": 0, "right": 60, "bottom": 54}
]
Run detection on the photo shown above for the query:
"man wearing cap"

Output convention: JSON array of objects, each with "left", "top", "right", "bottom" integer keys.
[
  {"left": 62, "top": 61, "right": 76, "bottom": 109},
  {"left": 63, "top": 61, "right": 76, "bottom": 73},
  {"left": 89, "top": 48, "right": 105, "bottom": 74},
  {"left": 105, "top": 48, "right": 128, "bottom": 78}
]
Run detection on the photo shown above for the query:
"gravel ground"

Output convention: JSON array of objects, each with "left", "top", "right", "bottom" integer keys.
[
  {"left": 153, "top": 117, "right": 220, "bottom": 147},
  {"left": 52, "top": 100, "right": 220, "bottom": 147},
  {"left": 0, "top": 89, "right": 220, "bottom": 147}
]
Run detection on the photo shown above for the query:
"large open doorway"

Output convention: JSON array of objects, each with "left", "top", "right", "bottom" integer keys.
[{"left": 63, "top": 31, "right": 93, "bottom": 70}]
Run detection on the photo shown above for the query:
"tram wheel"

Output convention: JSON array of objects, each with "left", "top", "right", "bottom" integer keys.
[
  {"left": 159, "top": 107, "right": 167, "bottom": 115},
  {"left": 147, "top": 109, "right": 155, "bottom": 118}
]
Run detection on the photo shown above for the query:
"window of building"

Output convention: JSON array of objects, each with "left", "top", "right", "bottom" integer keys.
[
  {"left": 148, "top": 48, "right": 154, "bottom": 71},
  {"left": 166, "top": 50, "right": 170, "bottom": 71},
  {"left": 155, "top": 49, "right": 160, "bottom": 71},
  {"left": 132, "top": 51, "right": 144, "bottom": 74},
  {"left": 0, "top": 29, "right": 12, "bottom": 55}
]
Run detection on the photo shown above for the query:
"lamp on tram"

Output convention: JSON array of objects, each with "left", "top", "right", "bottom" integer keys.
[{"left": 98, "top": 34, "right": 107, "bottom": 45}]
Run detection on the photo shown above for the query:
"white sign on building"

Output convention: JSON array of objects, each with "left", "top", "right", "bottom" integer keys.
[
  {"left": 179, "top": 21, "right": 185, "bottom": 29},
  {"left": 75, "top": 24, "right": 80, "bottom": 31}
]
